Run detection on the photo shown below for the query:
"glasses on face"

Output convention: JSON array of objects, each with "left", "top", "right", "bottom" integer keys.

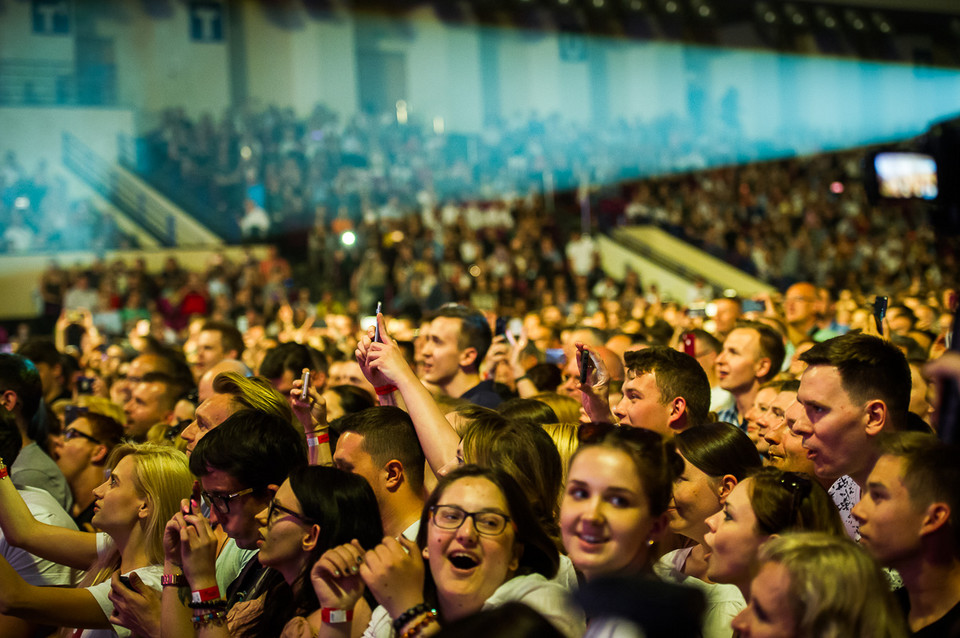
[
  {"left": 202, "top": 488, "right": 254, "bottom": 515},
  {"left": 778, "top": 472, "right": 813, "bottom": 527},
  {"left": 267, "top": 499, "right": 314, "bottom": 526},
  {"left": 430, "top": 504, "right": 512, "bottom": 536},
  {"left": 165, "top": 419, "right": 191, "bottom": 442},
  {"left": 64, "top": 427, "right": 101, "bottom": 445}
]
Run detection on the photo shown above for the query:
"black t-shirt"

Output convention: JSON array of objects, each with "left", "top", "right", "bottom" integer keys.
[{"left": 896, "top": 587, "right": 960, "bottom": 637}]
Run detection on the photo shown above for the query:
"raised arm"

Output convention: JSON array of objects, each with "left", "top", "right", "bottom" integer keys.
[
  {"left": 0, "top": 555, "right": 111, "bottom": 629},
  {"left": 356, "top": 315, "right": 460, "bottom": 475},
  {"left": 0, "top": 459, "right": 98, "bottom": 569}
]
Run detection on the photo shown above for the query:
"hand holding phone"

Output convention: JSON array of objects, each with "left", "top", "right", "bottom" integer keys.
[
  {"left": 301, "top": 369, "right": 310, "bottom": 400},
  {"left": 580, "top": 349, "right": 591, "bottom": 385},
  {"left": 373, "top": 302, "right": 383, "bottom": 343}
]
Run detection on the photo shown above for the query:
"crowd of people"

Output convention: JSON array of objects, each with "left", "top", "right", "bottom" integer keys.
[
  {"left": 0, "top": 151, "right": 137, "bottom": 254},
  {"left": 0, "top": 240, "right": 958, "bottom": 637}
]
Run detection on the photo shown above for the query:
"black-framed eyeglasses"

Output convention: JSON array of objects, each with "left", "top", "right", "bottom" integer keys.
[
  {"left": 430, "top": 504, "right": 512, "bottom": 536},
  {"left": 267, "top": 499, "right": 315, "bottom": 526},
  {"left": 165, "top": 419, "right": 190, "bottom": 442},
  {"left": 64, "top": 427, "right": 101, "bottom": 445},
  {"left": 201, "top": 488, "right": 254, "bottom": 515},
  {"left": 778, "top": 472, "right": 813, "bottom": 527}
]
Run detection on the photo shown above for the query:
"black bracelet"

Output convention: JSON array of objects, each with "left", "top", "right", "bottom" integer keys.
[
  {"left": 392, "top": 603, "right": 431, "bottom": 632},
  {"left": 187, "top": 598, "right": 228, "bottom": 610}
]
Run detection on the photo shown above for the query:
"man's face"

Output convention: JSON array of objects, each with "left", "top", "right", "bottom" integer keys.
[
  {"left": 200, "top": 467, "right": 272, "bottom": 550},
  {"left": 421, "top": 317, "right": 466, "bottom": 386},
  {"left": 713, "top": 299, "right": 740, "bottom": 336},
  {"left": 765, "top": 399, "right": 816, "bottom": 475},
  {"left": 333, "top": 432, "right": 384, "bottom": 502},
  {"left": 55, "top": 416, "right": 103, "bottom": 481},
  {"left": 784, "top": 283, "right": 817, "bottom": 326},
  {"left": 559, "top": 349, "right": 581, "bottom": 399},
  {"left": 793, "top": 365, "right": 870, "bottom": 482},
  {"left": 613, "top": 371, "right": 677, "bottom": 436},
  {"left": 181, "top": 392, "right": 238, "bottom": 455},
  {"left": 123, "top": 381, "right": 172, "bottom": 440},
  {"left": 328, "top": 360, "right": 374, "bottom": 396},
  {"left": 196, "top": 330, "right": 227, "bottom": 375},
  {"left": 908, "top": 363, "right": 934, "bottom": 425},
  {"left": 851, "top": 455, "right": 925, "bottom": 567},
  {"left": 743, "top": 386, "right": 778, "bottom": 447},
  {"left": 716, "top": 329, "right": 765, "bottom": 396}
]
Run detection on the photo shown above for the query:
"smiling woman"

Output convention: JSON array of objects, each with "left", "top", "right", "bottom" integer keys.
[
  {"left": 312, "top": 465, "right": 583, "bottom": 638},
  {"left": 0, "top": 443, "right": 192, "bottom": 638}
]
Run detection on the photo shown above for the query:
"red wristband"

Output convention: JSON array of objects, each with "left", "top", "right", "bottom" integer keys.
[
  {"left": 321, "top": 608, "right": 353, "bottom": 623},
  {"left": 191, "top": 586, "right": 221, "bottom": 604},
  {"left": 306, "top": 432, "right": 330, "bottom": 447},
  {"left": 0, "top": 467, "right": 8, "bottom": 480},
  {"left": 375, "top": 384, "right": 398, "bottom": 396}
]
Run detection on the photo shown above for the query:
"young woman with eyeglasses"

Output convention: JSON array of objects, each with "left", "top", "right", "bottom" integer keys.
[
  {"left": 0, "top": 442, "right": 192, "bottom": 637},
  {"left": 176, "top": 464, "right": 383, "bottom": 638},
  {"left": 311, "top": 465, "right": 584, "bottom": 638},
  {"left": 703, "top": 466, "right": 846, "bottom": 599},
  {"left": 655, "top": 422, "right": 762, "bottom": 638}
]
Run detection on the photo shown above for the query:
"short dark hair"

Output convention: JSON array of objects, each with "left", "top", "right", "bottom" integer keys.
[
  {"left": 259, "top": 342, "right": 329, "bottom": 380},
  {"left": 799, "top": 334, "right": 910, "bottom": 421},
  {"left": 17, "top": 338, "right": 60, "bottom": 367},
  {"left": 431, "top": 304, "right": 492, "bottom": 371},
  {"left": 141, "top": 371, "right": 191, "bottom": 413},
  {"left": 624, "top": 347, "right": 710, "bottom": 426},
  {"left": 689, "top": 329, "right": 721, "bottom": 355},
  {"left": 0, "top": 354, "right": 42, "bottom": 423},
  {"left": 523, "top": 363, "right": 562, "bottom": 393},
  {"left": 0, "top": 406, "right": 23, "bottom": 464},
  {"left": 201, "top": 321, "right": 245, "bottom": 358},
  {"left": 82, "top": 411, "right": 125, "bottom": 456},
  {"left": 327, "top": 385, "right": 376, "bottom": 416},
  {"left": 340, "top": 406, "right": 426, "bottom": 492},
  {"left": 675, "top": 421, "right": 762, "bottom": 481},
  {"left": 734, "top": 321, "right": 786, "bottom": 384},
  {"left": 417, "top": 465, "right": 559, "bottom": 580},
  {"left": 879, "top": 432, "right": 960, "bottom": 549},
  {"left": 189, "top": 410, "right": 307, "bottom": 490}
]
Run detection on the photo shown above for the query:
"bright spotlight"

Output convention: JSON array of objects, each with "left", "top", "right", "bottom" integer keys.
[{"left": 341, "top": 231, "right": 356, "bottom": 246}]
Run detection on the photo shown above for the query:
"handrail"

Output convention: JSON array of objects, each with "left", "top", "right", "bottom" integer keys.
[{"left": 62, "top": 132, "right": 223, "bottom": 247}]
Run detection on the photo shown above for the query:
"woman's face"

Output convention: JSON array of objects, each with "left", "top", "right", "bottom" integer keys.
[
  {"left": 704, "top": 478, "right": 767, "bottom": 590},
  {"left": 91, "top": 455, "right": 147, "bottom": 533},
  {"left": 255, "top": 479, "right": 317, "bottom": 582},
  {"left": 731, "top": 561, "right": 797, "bottom": 638},
  {"left": 561, "top": 446, "right": 660, "bottom": 581},
  {"left": 424, "top": 477, "right": 519, "bottom": 615},
  {"left": 668, "top": 454, "right": 722, "bottom": 542}
]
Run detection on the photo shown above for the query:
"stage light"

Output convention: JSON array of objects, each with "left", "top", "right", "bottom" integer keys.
[{"left": 341, "top": 231, "right": 356, "bottom": 246}]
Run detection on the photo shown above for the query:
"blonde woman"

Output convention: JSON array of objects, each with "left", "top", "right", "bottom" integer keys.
[
  {"left": 0, "top": 443, "right": 192, "bottom": 637},
  {"left": 733, "top": 532, "right": 908, "bottom": 638}
]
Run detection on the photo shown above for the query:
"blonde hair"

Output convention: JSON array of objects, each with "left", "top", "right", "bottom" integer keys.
[
  {"left": 541, "top": 422, "right": 580, "bottom": 486},
  {"left": 213, "top": 372, "right": 295, "bottom": 426},
  {"left": 759, "top": 533, "right": 908, "bottom": 638},
  {"left": 107, "top": 443, "right": 193, "bottom": 564},
  {"left": 532, "top": 392, "right": 580, "bottom": 425}
]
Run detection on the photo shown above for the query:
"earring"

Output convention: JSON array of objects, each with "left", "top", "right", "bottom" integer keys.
[{"left": 647, "top": 539, "right": 655, "bottom": 546}]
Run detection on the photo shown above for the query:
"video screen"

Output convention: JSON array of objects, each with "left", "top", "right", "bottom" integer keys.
[{"left": 875, "top": 152, "right": 938, "bottom": 200}]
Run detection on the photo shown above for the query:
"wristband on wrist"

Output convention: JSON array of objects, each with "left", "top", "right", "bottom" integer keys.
[
  {"left": 321, "top": 608, "right": 354, "bottom": 623},
  {"left": 306, "top": 432, "right": 330, "bottom": 447},
  {"left": 191, "top": 585, "right": 221, "bottom": 604},
  {"left": 400, "top": 610, "right": 438, "bottom": 638},
  {"left": 375, "top": 384, "right": 398, "bottom": 396},
  {"left": 161, "top": 573, "right": 187, "bottom": 587}
]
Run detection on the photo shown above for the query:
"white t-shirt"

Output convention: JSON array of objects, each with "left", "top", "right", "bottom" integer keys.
[
  {"left": 364, "top": 573, "right": 584, "bottom": 638},
  {"left": 72, "top": 564, "right": 163, "bottom": 638},
  {"left": 3, "top": 487, "right": 80, "bottom": 587},
  {"left": 653, "top": 547, "right": 745, "bottom": 638}
]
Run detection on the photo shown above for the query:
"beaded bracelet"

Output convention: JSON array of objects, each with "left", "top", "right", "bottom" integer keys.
[
  {"left": 188, "top": 598, "right": 228, "bottom": 610},
  {"left": 192, "top": 609, "right": 227, "bottom": 629},
  {"left": 0, "top": 456, "right": 7, "bottom": 480},
  {"left": 400, "top": 610, "right": 437, "bottom": 638},
  {"left": 392, "top": 603, "right": 432, "bottom": 631}
]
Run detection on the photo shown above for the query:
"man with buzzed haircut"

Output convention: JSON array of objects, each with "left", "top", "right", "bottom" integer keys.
[
  {"left": 783, "top": 281, "right": 838, "bottom": 346},
  {"left": 195, "top": 321, "right": 244, "bottom": 379},
  {"left": 609, "top": 346, "right": 710, "bottom": 437},
  {"left": 715, "top": 321, "right": 785, "bottom": 430},
  {"left": 334, "top": 406, "right": 425, "bottom": 539}
]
